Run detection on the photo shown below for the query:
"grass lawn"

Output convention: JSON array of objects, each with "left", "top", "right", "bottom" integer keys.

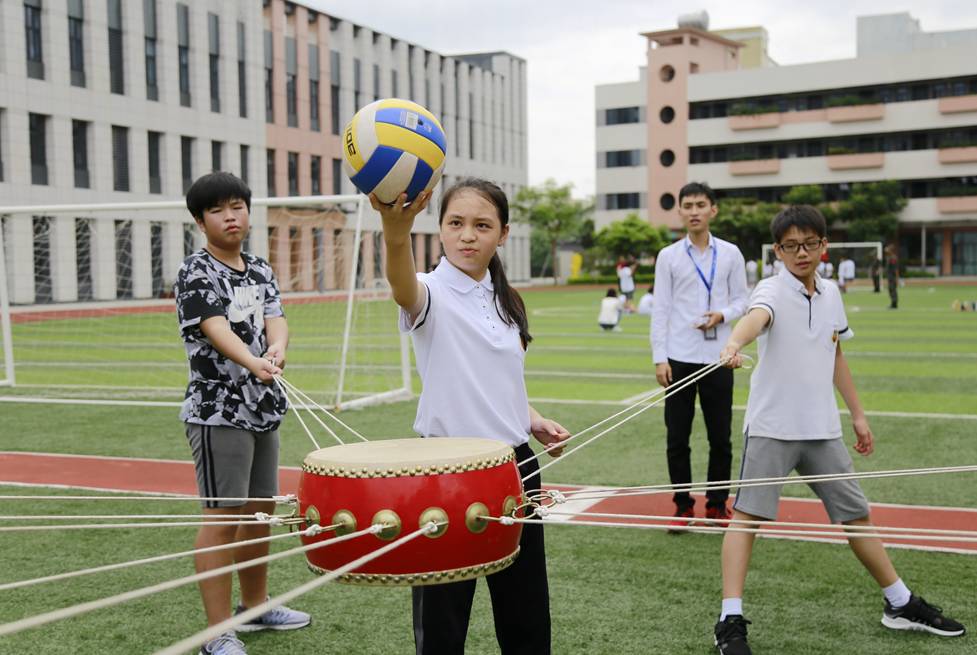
[{"left": 0, "top": 282, "right": 974, "bottom": 653}]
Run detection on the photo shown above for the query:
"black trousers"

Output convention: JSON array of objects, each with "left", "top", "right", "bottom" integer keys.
[
  {"left": 412, "top": 443, "right": 550, "bottom": 655},
  {"left": 664, "top": 359, "right": 734, "bottom": 510},
  {"left": 888, "top": 280, "right": 898, "bottom": 308}
]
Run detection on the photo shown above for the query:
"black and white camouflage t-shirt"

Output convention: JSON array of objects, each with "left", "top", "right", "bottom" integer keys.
[{"left": 175, "top": 250, "right": 287, "bottom": 431}]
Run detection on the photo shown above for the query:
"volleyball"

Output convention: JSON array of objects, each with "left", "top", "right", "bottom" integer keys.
[{"left": 342, "top": 98, "right": 446, "bottom": 204}]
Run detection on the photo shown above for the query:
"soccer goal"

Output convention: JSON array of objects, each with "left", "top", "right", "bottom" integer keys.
[
  {"left": 761, "top": 241, "right": 883, "bottom": 281},
  {"left": 0, "top": 194, "right": 411, "bottom": 409}
]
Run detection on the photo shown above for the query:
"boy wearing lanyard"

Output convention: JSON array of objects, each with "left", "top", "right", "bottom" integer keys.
[{"left": 652, "top": 182, "right": 749, "bottom": 529}]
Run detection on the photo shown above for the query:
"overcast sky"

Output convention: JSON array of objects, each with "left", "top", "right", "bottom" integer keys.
[{"left": 307, "top": 1, "right": 975, "bottom": 197}]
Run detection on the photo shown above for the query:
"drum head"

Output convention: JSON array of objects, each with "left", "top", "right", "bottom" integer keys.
[{"left": 303, "top": 437, "right": 515, "bottom": 478}]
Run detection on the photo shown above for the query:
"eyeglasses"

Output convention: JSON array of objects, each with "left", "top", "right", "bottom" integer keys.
[{"left": 777, "top": 238, "right": 824, "bottom": 254}]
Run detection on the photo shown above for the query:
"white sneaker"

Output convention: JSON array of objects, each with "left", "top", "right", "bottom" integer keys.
[
  {"left": 234, "top": 602, "right": 311, "bottom": 632},
  {"left": 199, "top": 632, "right": 247, "bottom": 654}
]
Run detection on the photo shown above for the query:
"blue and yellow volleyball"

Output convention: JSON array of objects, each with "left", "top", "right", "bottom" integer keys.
[{"left": 342, "top": 98, "right": 446, "bottom": 204}]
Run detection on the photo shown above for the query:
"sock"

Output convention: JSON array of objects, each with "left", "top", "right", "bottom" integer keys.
[
  {"left": 720, "top": 598, "right": 743, "bottom": 621},
  {"left": 883, "top": 579, "right": 912, "bottom": 609}
]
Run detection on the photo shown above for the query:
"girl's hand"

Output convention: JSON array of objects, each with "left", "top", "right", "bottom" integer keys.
[
  {"left": 370, "top": 191, "right": 432, "bottom": 236},
  {"left": 531, "top": 417, "right": 571, "bottom": 458}
]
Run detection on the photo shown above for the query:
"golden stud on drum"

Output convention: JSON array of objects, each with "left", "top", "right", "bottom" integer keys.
[{"left": 298, "top": 437, "right": 525, "bottom": 586}]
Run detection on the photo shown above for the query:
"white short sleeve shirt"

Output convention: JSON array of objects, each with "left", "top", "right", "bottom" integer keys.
[
  {"left": 400, "top": 257, "right": 531, "bottom": 447},
  {"left": 744, "top": 268, "right": 854, "bottom": 440}
]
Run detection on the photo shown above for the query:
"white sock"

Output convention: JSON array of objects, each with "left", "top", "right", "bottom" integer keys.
[
  {"left": 720, "top": 598, "right": 743, "bottom": 621},
  {"left": 883, "top": 579, "right": 912, "bottom": 609}
]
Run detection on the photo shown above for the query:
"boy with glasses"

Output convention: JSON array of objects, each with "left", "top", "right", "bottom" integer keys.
[{"left": 712, "top": 205, "right": 964, "bottom": 654}]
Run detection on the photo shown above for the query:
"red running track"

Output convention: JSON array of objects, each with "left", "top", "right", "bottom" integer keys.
[{"left": 0, "top": 451, "right": 974, "bottom": 555}]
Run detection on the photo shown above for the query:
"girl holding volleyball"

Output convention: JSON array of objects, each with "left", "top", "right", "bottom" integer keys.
[{"left": 371, "top": 178, "right": 570, "bottom": 655}]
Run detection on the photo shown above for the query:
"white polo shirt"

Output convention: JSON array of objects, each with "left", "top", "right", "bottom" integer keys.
[
  {"left": 651, "top": 233, "right": 749, "bottom": 364},
  {"left": 743, "top": 268, "right": 854, "bottom": 440},
  {"left": 400, "top": 257, "right": 531, "bottom": 447}
]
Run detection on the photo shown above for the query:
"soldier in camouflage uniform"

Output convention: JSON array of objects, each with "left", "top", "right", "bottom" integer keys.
[{"left": 176, "top": 172, "right": 310, "bottom": 655}]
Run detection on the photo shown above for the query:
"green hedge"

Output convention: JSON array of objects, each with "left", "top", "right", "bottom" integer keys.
[{"left": 568, "top": 274, "right": 655, "bottom": 286}]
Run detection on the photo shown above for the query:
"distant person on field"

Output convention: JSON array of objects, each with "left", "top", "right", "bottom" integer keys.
[
  {"left": 176, "top": 172, "right": 310, "bottom": 655},
  {"left": 745, "top": 259, "right": 758, "bottom": 288},
  {"left": 713, "top": 205, "right": 964, "bottom": 655},
  {"left": 886, "top": 245, "right": 899, "bottom": 309},
  {"left": 870, "top": 256, "right": 882, "bottom": 293},
  {"left": 838, "top": 256, "right": 855, "bottom": 294},
  {"left": 617, "top": 257, "right": 637, "bottom": 313},
  {"left": 637, "top": 284, "right": 655, "bottom": 316},
  {"left": 598, "top": 288, "right": 624, "bottom": 332},
  {"left": 652, "top": 181, "right": 749, "bottom": 529}
]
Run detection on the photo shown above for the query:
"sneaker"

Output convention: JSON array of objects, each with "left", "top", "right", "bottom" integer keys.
[
  {"left": 234, "top": 602, "right": 311, "bottom": 632},
  {"left": 199, "top": 632, "right": 246, "bottom": 655},
  {"left": 667, "top": 506, "right": 696, "bottom": 534},
  {"left": 714, "top": 615, "right": 752, "bottom": 654},
  {"left": 882, "top": 594, "right": 966, "bottom": 637},
  {"left": 706, "top": 504, "right": 732, "bottom": 525}
]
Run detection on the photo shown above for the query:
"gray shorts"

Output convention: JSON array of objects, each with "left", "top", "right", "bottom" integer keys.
[
  {"left": 185, "top": 424, "right": 280, "bottom": 508},
  {"left": 733, "top": 435, "right": 870, "bottom": 523}
]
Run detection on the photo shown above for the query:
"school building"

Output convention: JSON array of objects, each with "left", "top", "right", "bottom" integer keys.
[
  {"left": 0, "top": 0, "right": 529, "bottom": 305},
  {"left": 595, "top": 12, "right": 977, "bottom": 275}
]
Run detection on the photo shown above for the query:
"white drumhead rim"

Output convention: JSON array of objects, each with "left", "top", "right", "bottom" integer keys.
[{"left": 303, "top": 437, "right": 515, "bottom": 472}]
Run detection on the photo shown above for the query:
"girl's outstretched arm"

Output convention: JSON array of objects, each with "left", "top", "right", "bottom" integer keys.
[{"left": 372, "top": 191, "right": 432, "bottom": 319}]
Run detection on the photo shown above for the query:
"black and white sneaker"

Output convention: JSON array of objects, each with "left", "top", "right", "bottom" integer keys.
[
  {"left": 882, "top": 594, "right": 966, "bottom": 637},
  {"left": 714, "top": 615, "right": 752, "bottom": 654}
]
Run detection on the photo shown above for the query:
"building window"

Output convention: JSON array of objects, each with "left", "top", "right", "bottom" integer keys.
[
  {"left": 29, "top": 113, "right": 48, "bottom": 185},
  {"left": 264, "top": 30, "right": 273, "bottom": 123},
  {"left": 240, "top": 145, "right": 249, "bottom": 184},
  {"left": 266, "top": 149, "right": 276, "bottom": 196},
  {"left": 211, "top": 141, "right": 223, "bottom": 172},
  {"left": 0, "top": 109, "right": 5, "bottom": 181},
  {"left": 599, "top": 150, "right": 645, "bottom": 168},
  {"left": 237, "top": 22, "right": 247, "bottom": 118},
  {"left": 332, "top": 158, "right": 342, "bottom": 195},
  {"left": 144, "top": 0, "right": 158, "bottom": 100},
  {"left": 24, "top": 1, "right": 44, "bottom": 79},
  {"left": 111, "top": 126, "right": 130, "bottom": 191},
  {"left": 72, "top": 120, "right": 90, "bottom": 189},
  {"left": 181, "top": 136, "right": 194, "bottom": 192},
  {"left": 208, "top": 13, "right": 220, "bottom": 113},
  {"left": 469, "top": 91, "right": 475, "bottom": 160},
  {"left": 177, "top": 4, "right": 191, "bottom": 107},
  {"left": 659, "top": 193, "right": 675, "bottom": 210},
  {"left": 391, "top": 69, "right": 398, "bottom": 97},
  {"left": 108, "top": 0, "right": 124, "bottom": 94},
  {"left": 601, "top": 193, "right": 643, "bottom": 211},
  {"left": 68, "top": 4, "right": 86, "bottom": 87},
  {"left": 330, "top": 50, "right": 341, "bottom": 135},
  {"left": 285, "top": 37, "right": 297, "bottom": 127},
  {"left": 602, "top": 107, "right": 643, "bottom": 126},
  {"left": 309, "top": 44, "right": 321, "bottom": 131},
  {"left": 148, "top": 131, "right": 162, "bottom": 194},
  {"left": 311, "top": 155, "right": 321, "bottom": 195},
  {"left": 353, "top": 58, "right": 362, "bottom": 110},
  {"left": 373, "top": 63, "right": 380, "bottom": 102},
  {"left": 287, "top": 152, "right": 299, "bottom": 196}
]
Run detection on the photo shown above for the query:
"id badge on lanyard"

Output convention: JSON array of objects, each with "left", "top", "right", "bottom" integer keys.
[{"left": 688, "top": 245, "right": 718, "bottom": 340}]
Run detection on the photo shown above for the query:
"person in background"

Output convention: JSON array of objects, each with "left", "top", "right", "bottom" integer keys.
[
  {"left": 745, "top": 259, "right": 758, "bottom": 288},
  {"left": 886, "top": 245, "right": 899, "bottom": 309},
  {"left": 637, "top": 284, "right": 655, "bottom": 317},
  {"left": 598, "top": 288, "right": 624, "bottom": 332},
  {"left": 870, "top": 256, "right": 882, "bottom": 293},
  {"left": 617, "top": 257, "right": 637, "bottom": 313},
  {"left": 838, "top": 256, "right": 855, "bottom": 294}
]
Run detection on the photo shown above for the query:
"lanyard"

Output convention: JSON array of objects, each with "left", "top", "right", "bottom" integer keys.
[{"left": 686, "top": 242, "right": 717, "bottom": 309}]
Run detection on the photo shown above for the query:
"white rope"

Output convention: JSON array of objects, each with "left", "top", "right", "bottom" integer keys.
[
  {"left": 523, "top": 360, "right": 728, "bottom": 483},
  {"left": 497, "top": 516, "right": 977, "bottom": 543},
  {"left": 153, "top": 521, "right": 441, "bottom": 655},
  {"left": 0, "top": 523, "right": 374, "bottom": 637},
  {"left": 277, "top": 376, "right": 369, "bottom": 443},
  {"left": 544, "top": 464, "right": 977, "bottom": 502},
  {"left": 0, "top": 494, "right": 298, "bottom": 504},
  {"left": 539, "top": 510, "right": 977, "bottom": 539},
  {"left": 0, "top": 519, "right": 293, "bottom": 532},
  {"left": 0, "top": 525, "right": 332, "bottom": 592},
  {"left": 274, "top": 377, "right": 325, "bottom": 448},
  {"left": 0, "top": 513, "right": 292, "bottom": 521}
]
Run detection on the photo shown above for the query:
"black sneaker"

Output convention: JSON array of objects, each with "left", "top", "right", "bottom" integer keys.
[
  {"left": 882, "top": 594, "right": 966, "bottom": 637},
  {"left": 714, "top": 615, "right": 752, "bottom": 654}
]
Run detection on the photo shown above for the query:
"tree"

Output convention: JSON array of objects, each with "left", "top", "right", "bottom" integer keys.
[
  {"left": 836, "top": 180, "right": 906, "bottom": 243},
  {"left": 512, "top": 179, "right": 592, "bottom": 282},
  {"left": 709, "top": 199, "right": 779, "bottom": 260},
  {"left": 593, "top": 214, "right": 668, "bottom": 262}
]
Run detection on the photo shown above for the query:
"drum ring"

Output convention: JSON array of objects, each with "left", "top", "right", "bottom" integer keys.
[
  {"left": 419, "top": 507, "right": 449, "bottom": 538},
  {"left": 465, "top": 502, "right": 489, "bottom": 534},
  {"left": 305, "top": 505, "right": 321, "bottom": 528},
  {"left": 372, "top": 509, "right": 402, "bottom": 541},
  {"left": 502, "top": 496, "right": 518, "bottom": 518},
  {"left": 332, "top": 509, "right": 357, "bottom": 536}
]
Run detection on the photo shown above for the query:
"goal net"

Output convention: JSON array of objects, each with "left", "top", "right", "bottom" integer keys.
[
  {"left": 761, "top": 241, "right": 883, "bottom": 282},
  {"left": 0, "top": 195, "right": 411, "bottom": 409}
]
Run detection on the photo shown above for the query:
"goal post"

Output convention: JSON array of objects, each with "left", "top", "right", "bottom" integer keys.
[
  {"left": 761, "top": 241, "right": 883, "bottom": 279},
  {"left": 0, "top": 194, "right": 411, "bottom": 409}
]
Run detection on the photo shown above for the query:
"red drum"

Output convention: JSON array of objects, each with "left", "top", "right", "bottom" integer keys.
[{"left": 298, "top": 437, "right": 524, "bottom": 586}]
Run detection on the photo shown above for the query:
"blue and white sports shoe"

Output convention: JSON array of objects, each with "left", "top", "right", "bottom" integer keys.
[
  {"left": 199, "top": 632, "right": 247, "bottom": 655},
  {"left": 234, "top": 602, "right": 311, "bottom": 632}
]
